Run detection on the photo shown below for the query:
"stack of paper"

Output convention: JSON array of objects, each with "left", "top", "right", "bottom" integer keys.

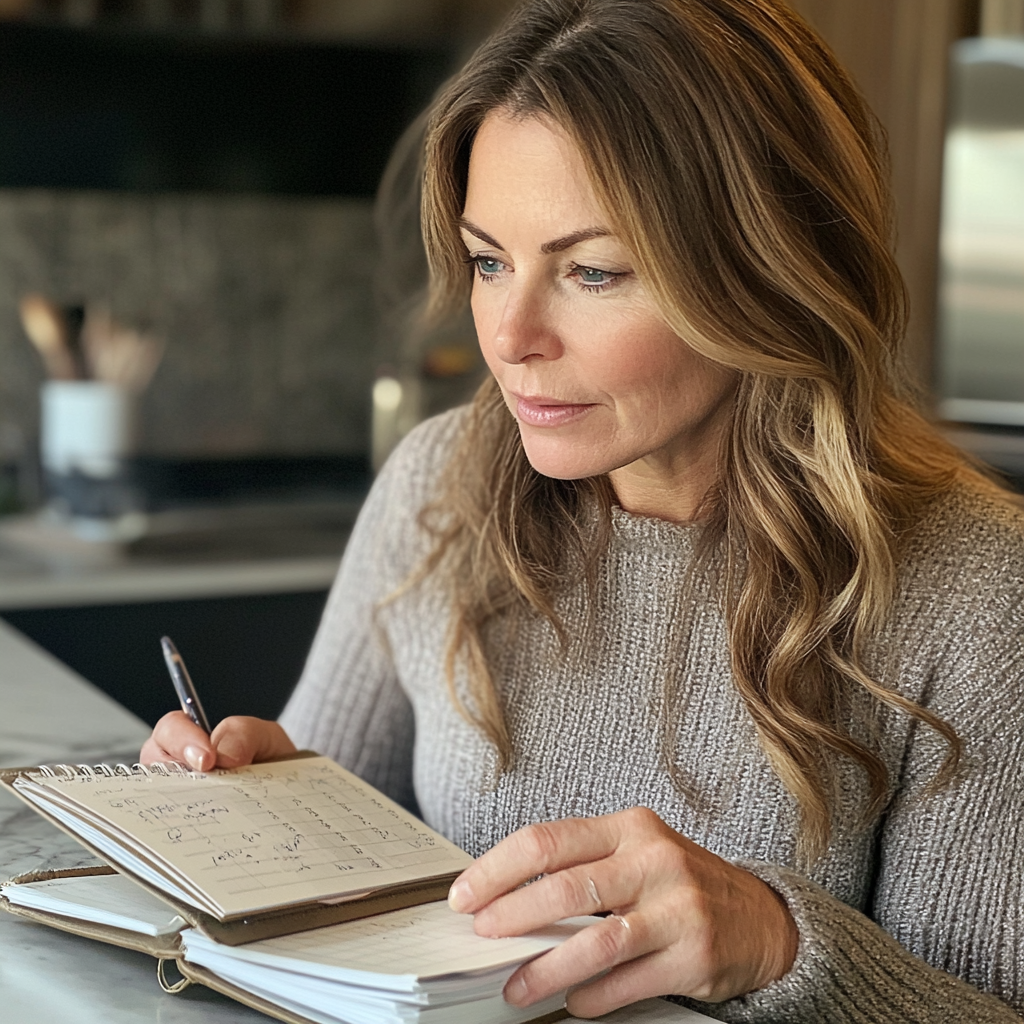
[
  {"left": 2, "top": 873, "right": 186, "bottom": 936},
  {"left": 181, "top": 900, "right": 590, "bottom": 1024}
]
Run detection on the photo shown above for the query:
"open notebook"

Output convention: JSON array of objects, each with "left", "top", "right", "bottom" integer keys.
[
  {"left": 0, "top": 753, "right": 472, "bottom": 943},
  {"left": 1, "top": 755, "right": 719, "bottom": 1024}
]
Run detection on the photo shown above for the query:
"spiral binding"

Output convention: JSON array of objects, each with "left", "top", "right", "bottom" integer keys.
[{"left": 30, "top": 761, "right": 194, "bottom": 780}]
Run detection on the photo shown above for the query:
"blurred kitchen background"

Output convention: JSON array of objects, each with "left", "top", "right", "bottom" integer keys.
[{"left": 0, "top": 0, "right": 1020, "bottom": 731}]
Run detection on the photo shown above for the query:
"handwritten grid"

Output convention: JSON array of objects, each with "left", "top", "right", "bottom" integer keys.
[{"left": 25, "top": 758, "right": 470, "bottom": 916}]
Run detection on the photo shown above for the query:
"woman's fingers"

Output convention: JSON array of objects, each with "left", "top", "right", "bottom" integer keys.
[
  {"left": 138, "top": 736, "right": 175, "bottom": 766},
  {"left": 147, "top": 711, "right": 216, "bottom": 769},
  {"left": 142, "top": 713, "right": 296, "bottom": 771},
  {"left": 564, "top": 947, "right": 691, "bottom": 1019},
  {"left": 504, "top": 911, "right": 658, "bottom": 1009},
  {"left": 472, "top": 853, "right": 642, "bottom": 937},
  {"left": 450, "top": 814, "right": 630, "bottom": 914},
  {"left": 462, "top": 807, "right": 799, "bottom": 1011},
  {"left": 210, "top": 717, "right": 296, "bottom": 768}
]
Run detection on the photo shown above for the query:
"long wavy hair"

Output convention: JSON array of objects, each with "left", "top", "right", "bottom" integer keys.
[{"left": 410, "top": 0, "right": 1003, "bottom": 859}]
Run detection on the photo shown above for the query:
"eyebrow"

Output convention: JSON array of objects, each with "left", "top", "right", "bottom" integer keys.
[{"left": 458, "top": 218, "right": 611, "bottom": 255}]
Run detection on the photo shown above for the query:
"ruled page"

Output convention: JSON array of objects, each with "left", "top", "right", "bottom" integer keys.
[{"left": 14, "top": 757, "right": 472, "bottom": 918}]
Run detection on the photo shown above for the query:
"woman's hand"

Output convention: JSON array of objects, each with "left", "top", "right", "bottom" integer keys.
[
  {"left": 447, "top": 807, "right": 798, "bottom": 1018},
  {"left": 139, "top": 712, "right": 297, "bottom": 772}
]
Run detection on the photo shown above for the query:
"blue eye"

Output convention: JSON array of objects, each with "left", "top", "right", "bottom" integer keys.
[
  {"left": 570, "top": 264, "right": 624, "bottom": 292},
  {"left": 466, "top": 255, "right": 506, "bottom": 281}
]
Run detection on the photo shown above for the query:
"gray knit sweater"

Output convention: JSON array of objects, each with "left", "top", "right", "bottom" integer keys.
[{"left": 279, "top": 409, "right": 1024, "bottom": 1023}]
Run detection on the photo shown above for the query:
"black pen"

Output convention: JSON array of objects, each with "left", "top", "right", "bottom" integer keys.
[{"left": 160, "top": 636, "right": 211, "bottom": 735}]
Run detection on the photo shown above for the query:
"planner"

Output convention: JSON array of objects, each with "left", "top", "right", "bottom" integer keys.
[
  {"left": 0, "top": 754, "right": 591, "bottom": 1024},
  {"left": 0, "top": 754, "right": 718, "bottom": 1024},
  {"left": 1, "top": 870, "right": 588, "bottom": 1024},
  {"left": 0, "top": 753, "right": 472, "bottom": 944}
]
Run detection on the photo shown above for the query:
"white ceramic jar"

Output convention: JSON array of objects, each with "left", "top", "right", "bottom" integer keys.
[{"left": 40, "top": 380, "right": 136, "bottom": 479}]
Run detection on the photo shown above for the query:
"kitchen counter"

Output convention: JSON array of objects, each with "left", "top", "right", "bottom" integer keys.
[
  {"left": 0, "top": 548, "right": 341, "bottom": 610},
  {"left": 0, "top": 499, "right": 358, "bottom": 610}
]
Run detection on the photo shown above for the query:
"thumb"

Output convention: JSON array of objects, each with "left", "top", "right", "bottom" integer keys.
[{"left": 210, "top": 716, "right": 264, "bottom": 768}]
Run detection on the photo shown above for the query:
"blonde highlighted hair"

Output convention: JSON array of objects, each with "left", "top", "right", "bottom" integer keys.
[{"left": 408, "top": 0, "right": 1004, "bottom": 859}]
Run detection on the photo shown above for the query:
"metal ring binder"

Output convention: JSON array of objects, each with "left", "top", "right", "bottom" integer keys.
[
  {"left": 156, "top": 957, "right": 192, "bottom": 995},
  {"left": 25, "top": 761, "right": 191, "bottom": 780}
]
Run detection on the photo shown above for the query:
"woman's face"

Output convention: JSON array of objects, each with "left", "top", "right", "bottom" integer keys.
[{"left": 461, "top": 112, "right": 736, "bottom": 517}]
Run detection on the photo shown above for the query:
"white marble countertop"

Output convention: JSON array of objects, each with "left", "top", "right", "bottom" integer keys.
[
  {"left": 0, "top": 618, "right": 278, "bottom": 1022},
  {"left": 0, "top": 619, "right": 708, "bottom": 1023}
]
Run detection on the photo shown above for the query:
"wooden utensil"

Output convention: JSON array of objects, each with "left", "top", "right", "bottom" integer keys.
[
  {"left": 81, "top": 305, "right": 164, "bottom": 392},
  {"left": 19, "top": 294, "right": 78, "bottom": 380}
]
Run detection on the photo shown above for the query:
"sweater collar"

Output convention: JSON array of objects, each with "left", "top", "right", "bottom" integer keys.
[{"left": 608, "top": 504, "right": 704, "bottom": 554}]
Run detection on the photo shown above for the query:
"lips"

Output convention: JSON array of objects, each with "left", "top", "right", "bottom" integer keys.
[{"left": 513, "top": 393, "right": 597, "bottom": 428}]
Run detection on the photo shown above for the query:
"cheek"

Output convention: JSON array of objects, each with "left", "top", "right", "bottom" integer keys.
[
  {"left": 595, "top": 322, "right": 735, "bottom": 444},
  {"left": 591, "top": 319, "right": 693, "bottom": 403},
  {"left": 471, "top": 289, "right": 503, "bottom": 371}
]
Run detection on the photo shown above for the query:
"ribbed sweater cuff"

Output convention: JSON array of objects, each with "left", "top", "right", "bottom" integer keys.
[{"left": 675, "top": 860, "right": 1020, "bottom": 1024}]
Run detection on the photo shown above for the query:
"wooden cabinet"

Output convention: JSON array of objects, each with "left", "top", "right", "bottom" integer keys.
[{"left": 789, "top": 0, "right": 978, "bottom": 392}]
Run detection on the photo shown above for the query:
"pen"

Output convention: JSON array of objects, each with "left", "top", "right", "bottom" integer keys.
[{"left": 160, "top": 636, "right": 211, "bottom": 735}]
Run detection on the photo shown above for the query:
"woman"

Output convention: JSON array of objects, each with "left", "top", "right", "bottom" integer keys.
[{"left": 143, "top": 1, "right": 1024, "bottom": 1020}]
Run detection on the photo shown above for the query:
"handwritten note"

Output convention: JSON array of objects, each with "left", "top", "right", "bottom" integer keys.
[{"left": 15, "top": 757, "right": 471, "bottom": 919}]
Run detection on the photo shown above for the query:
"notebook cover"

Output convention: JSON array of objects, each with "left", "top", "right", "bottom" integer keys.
[{"left": 175, "top": 961, "right": 324, "bottom": 1024}]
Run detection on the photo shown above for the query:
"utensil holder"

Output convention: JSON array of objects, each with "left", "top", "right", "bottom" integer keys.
[{"left": 40, "top": 381, "right": 140, "bottom": 522}]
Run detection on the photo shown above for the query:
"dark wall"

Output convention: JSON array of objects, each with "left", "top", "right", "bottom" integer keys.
[
  {"left": 0, "top": 23, "right": 451, "bottom": 194},
  {"left": 2, "top": 589, "right": 329, "bottom": 728}
]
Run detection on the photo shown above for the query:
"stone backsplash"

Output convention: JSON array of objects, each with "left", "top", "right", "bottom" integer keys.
[{"left": 0, "top": 189, "right": 378, "bottom": 463}]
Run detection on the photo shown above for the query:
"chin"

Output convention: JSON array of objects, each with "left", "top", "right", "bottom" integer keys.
[{"left": 518, "top": 431, "right": 620, "bottom": 481}]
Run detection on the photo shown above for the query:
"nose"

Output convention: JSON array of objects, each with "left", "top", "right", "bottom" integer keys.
[{"left": 488, "top": 279, "right": 563, "bottom": 365}]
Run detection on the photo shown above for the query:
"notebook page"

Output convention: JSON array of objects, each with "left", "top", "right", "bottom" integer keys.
[
  {"left": 183, "top": 951, "right": 568, "bottom": 1024},
  {"left": 14, "top": 757, "right": 472, "bottom": 919},
  {"left": 23, "top": 794, "right": 215, "bottom": 910},
  {"left": 1, "top": 874, "right": 186, "bottom": 936},
  {"left": 181, "top": 900, "right": 596, "bottom": 991}
]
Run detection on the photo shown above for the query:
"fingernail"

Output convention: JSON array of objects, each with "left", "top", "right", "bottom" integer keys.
[
  {"left": 448, "top": 877, "right": 473, "bottom": 913},
  {"left": 183, "top": 745, "right": 208, "bottom": 771},
  {"left": 504, "top": 974, "right": 529, "bottom": 1007}
]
